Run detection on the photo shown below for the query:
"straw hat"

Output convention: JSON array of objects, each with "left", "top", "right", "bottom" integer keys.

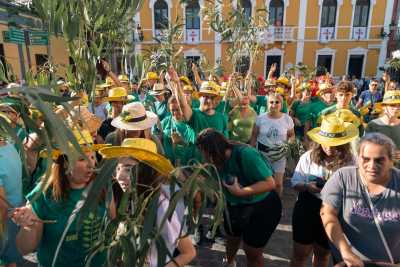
[
  {"left": 111, "top": 102, "right": 158, "bottom": 131},
  {"left": 106, "top": 76, "right": 114, "bottom": 85},
  {"left": 183, "top": 85, "right": 194, "bottom": 93},
  {"left": 264, "top": 79, "right": 276, "bottom": 87},
  {"left": 327, "top": 109, "right": 361, "bottom": 128},
  {"left": 99, "top": 138, "right": 173, "bottom": 176},
  {"left": 104, "top": 87, "right": 132, "bottom": 102},
  {"left": 198, "top": 81, "right": 219, "bottom": 97},
  {"left": 382, "top": 90, "right": 400, "bottom": 105},
  {"left": 118, "top": 74, "right": 129, "bottom": 83},
  {"left": 145, "top": 72, "right": 159, "bottom": 81},
  {"left": 42, "top": 128, "right": 110, "bottom": 160},
  {"left": 179, "top": 76, "right": 191, "bottom": 85},
  {"left": 70, "top": 106, "right": 102, "bottom": 135},
  {"left": 317, "top": 82, "right": 334, "bottom": 96},
  {"left": 275, "top": 87, "right": 285, "bottom": 96},
  {"left": 96, "top": 83, "right": 112, "bottom": 90},
  {"left": 149, "top": 83, "right": 167, "bottom": 96},
  {"left": 307, "top": 116, "right": 358, "bottom": 147},
  {"left": 276, "top": 76, "right": 289, "bottom": 87}
]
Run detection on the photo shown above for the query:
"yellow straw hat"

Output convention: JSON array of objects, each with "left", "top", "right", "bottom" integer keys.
[
  {"left": 145, "top": 72, "right": 159, "bottom": 81},
  {"left": 382, "top": 90, "right": 400, "bottom": 105},
  {"left": 111, "top": 102, "right": 158, "bottom": 131},
  {"left": 198, "top": 81, "right": 219, "bottom": 97},
  {"left": 118, "top": 74, "right": 129, "bottom": 83},
  {"left": 275, "top": 87, "right": 285, "bottom": 95},
  {"left": 106, "top": 76, "right": 114, "bottom": 85},
  {"left": 183, "top": 85, "right": 194, "bottom": 93},
  {"left": 104, "top": 87, "right": 132, "bottom": 102},
  {"left": 99, "top": 138, "right": 173, "bottom": 176},
  {"left": 179, "top": 76, "right": 191, "bottom": 85},
  {"left": 307, "top": 116, "right": 358, "bottom": 147},
  {"left": 276, "top": 76, "right": 289, "bottom": 87},
  {"left": 41, "top": 128, "right": 109, "bottom": 160},
  {"left": 327, "top": 109, "right": 361, "bottom": 128}
]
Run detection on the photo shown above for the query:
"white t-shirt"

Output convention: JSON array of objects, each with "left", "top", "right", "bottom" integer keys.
[{"left": 256, "top": 113, "right": 294, "bottom": 147}]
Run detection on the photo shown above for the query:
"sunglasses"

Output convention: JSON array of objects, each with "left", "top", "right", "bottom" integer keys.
[
  {"left": 371, "top": 84, "right": 378, "bottom": 87},
  {"left": 269, "top": 101, "right": 280, "bottom": 104}
]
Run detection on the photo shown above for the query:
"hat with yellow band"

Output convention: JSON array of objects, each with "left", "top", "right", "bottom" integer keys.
[
  {"left": 382, "top": 90, "right": 400, "bottom": 105},
  {"left": 111, "top": 102, "right": 158, "bottom": 131}
]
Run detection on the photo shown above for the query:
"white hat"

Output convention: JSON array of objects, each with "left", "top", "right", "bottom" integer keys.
[{"left": 111, "top": 102, "right": 158, "bottom": 131}]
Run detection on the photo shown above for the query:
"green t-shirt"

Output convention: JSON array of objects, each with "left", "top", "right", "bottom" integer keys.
[
  {"left": 253, "top": 95, "right": 288, "bottom": 114},
  {"left": 228, "top": 108, "right": 257, "bottom": 143},
  {"left": 309, "top": 97, "right": 333, "bottom": 128},
  {"left": 291, "top": 100, "right": 313, "bottom": 125},
  {"left": 189, "top": 109, "right": 228, "bottom": 137},
  {"left": 27, "top": 185, "right": 107, "bottom": 267},
  {"left": 153, "top": 100, "right": 169, "bottom": 121},
  {"left": 161, "top": 115, "right": 196, "bottom": 166},
  {"left": 365, "top": 118, "right": 400, "bottom": 148},
  {"left": 221, "top": 145, "right": 273, "bottom": 205},
  {"left": 191, "top": 99, "right": 200, "bottom": 109},
  {"left": 215, "top": 100, "right": 232, "bottom": 115}
]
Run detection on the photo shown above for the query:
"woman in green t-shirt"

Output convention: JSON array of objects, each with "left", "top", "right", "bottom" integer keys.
[
  {"left": 196, "top": 128, "right": 281, "bottom": 267},
  {"left": 12, "top": 129, "right": 115, "bottom": 267},
  {"left": 228, "top": 95, "right": 257, "bottom": 144}
]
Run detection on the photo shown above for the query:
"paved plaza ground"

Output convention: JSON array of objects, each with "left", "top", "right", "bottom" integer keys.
[{"left": 20, "top": 179, "right": 300, "bottom": 267}]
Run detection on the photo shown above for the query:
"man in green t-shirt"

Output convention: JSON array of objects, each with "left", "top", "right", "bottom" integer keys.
[{"left": 308, "top": 82, "right": 335, "bottom": 129}]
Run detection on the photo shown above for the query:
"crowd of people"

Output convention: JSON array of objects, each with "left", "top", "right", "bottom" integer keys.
[{"left": 0, "top": 59, "right": 399, "bottom": 267}]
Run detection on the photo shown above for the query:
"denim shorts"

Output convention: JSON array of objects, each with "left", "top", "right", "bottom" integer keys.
[{"left": 0, "top": 218, "right": 23, "bottom": 264}]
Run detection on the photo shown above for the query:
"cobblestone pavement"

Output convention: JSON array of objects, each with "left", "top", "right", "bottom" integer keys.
[{"left": 18, "top": 180, "right": 298, "bottom": 267}]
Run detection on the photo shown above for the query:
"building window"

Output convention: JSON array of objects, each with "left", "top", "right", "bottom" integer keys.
[
  {"left": 154, "top": 0, "right": 169, "bottom": 30},
  {"left": 35, "top": 54, "right": 48, "bottom": 71},
  {"left": 353, "top": 0, "right": 370, "bottom": 27},
  {"left": 269, "top": 0, "right": 284, "bottom": 26},
  {"left": 321, "top": 0, "right": 337, "bottom": 28},
  {"left": 240, "top": 0, "right": 252, "bottom": 21},
  {"left": 348, "top": 55, "right": 364, "bottom": 79},
  {"left": 186, "top": 1, "right": 200, "bottom": 30},
  {"left": 235, "top": 56, "right": 250, "bottom": 75},
  {"left": 317, "top": 54, "right": 333, "bottom": 73},
  {"left": 266, "top": 55, "right": 281, "bottom": 77}
]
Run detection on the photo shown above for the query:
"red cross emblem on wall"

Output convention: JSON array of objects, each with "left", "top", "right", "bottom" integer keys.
[
  {"left": 355, "top": 28, "right": 364, "bottom": 40},
  {"left": 322, "top": 28, "right": 332, "bottom": 40},
  {"left": 189, "top": 30, "right": 197, "bottom": 42}
]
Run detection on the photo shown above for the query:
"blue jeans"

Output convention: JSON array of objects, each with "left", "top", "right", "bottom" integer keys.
[{"left": 0, "top": 218, "right": 23, "bottom": 264}]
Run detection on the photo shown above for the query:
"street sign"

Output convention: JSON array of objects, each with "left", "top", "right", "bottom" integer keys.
[
  {"left": 29, "top": 31, "right": 48, "bottom": 45},
  {"left": 3, "top": 28, "right": 25, "bottom": 44}
]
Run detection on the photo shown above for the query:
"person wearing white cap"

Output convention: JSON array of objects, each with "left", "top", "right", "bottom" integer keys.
[{"left": 105, "top": 102, "right": 164, "bottom": 154}]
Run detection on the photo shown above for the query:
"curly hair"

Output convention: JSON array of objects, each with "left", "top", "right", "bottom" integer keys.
[{"left": 310, "top": 143, "right": 354, "bottom": 171}]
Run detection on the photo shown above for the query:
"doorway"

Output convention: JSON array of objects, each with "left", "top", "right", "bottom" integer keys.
[{"left": 347, "top": 55, "right": 364, "bottom": 79}]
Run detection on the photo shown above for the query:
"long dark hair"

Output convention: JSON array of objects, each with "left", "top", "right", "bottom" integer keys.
[
  {"left": 196, "top": 128, "right": 237, "bottom": 168},
  {"left": 310, "top": 143, "right": 353, "bottom": 170}
]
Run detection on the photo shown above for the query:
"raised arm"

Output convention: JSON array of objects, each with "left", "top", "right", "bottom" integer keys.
[
  {"left": 168, "top": 67, "right": 193, "bottom": 122},
  {"left": 191, "top": 63, "right": 203, "bottom": 87}
]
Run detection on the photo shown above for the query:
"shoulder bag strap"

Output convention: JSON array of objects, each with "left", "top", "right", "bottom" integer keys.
[{"left": 359, "top": 174, "right": 395, "bottom": 264}]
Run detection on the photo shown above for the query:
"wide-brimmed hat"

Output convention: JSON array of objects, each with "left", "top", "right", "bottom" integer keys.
[
  {"left": 179, "top": 76, "right": 191, "bottom": 85},
  {"left": 382, "top": 90, "right": 400, "bottom": 105},
  {"left": 96, "top": 83, "right": 112, "bottom": 90},
  {"left": 275, "top": 87, "right": 285, "bottom": 96},
  {"left": 42, "top": 128, "right": 110, "bottom": 160},
  {"left": 104, "top": 87, "right": 132, "bottom": 102},
  {"left": 183, "top": 85, "right": 194, "bottom": 93},
  {"left": 264, "top": 79, "right": 276, "bottom": 87},
  {"left": 144, "top": 72, "right": 159, "bottom": 81},
  {"left": 118, "top": 74, "right": 129, "bottom": 83},
  {"left": 276, "top": 76, "right": 289, "bottom": 87},
  {"left": 327, "top": 109, "right": 361, "bottom": 128},
  {"left": 106, "top": 76, "right": 114, "bottom": 85},
  {"left": 198, "top": 81, "right": 219, "bottom": 97},
  {"left": 307, "top": 116, "right": 358, "bottom": 147},
  {"left": 149, "top": 83, "right": 167, "bottom": 96},
  {"left": 111, "top": 102, "right": 158, "bottom": 131},
  {"left": 99, "top": 138, "right": 173, "bottom": 176},
  {"left": 317, "top": 82, "right": 334, "bottom": 96}
]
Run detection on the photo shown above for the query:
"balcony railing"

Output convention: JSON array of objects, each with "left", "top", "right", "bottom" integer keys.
[
  {"left": 262, "top": 26, "right": 295, "bottom": 43},
  {"left": 352, "top": 26, "right": 368, "bottom": 40},
  {"left": 319, "top": 27, "right": 335, "bottom": 43}
]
